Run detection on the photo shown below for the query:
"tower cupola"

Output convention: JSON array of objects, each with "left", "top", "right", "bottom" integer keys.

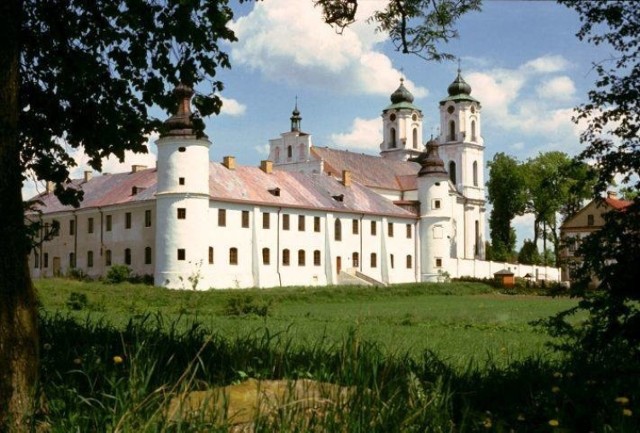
[
  {"left": 390, "top": 78, "right": 415, "bottom": 105},
  {"left": 440, "top": 69, "right": 478, "bottom": 105},
  {"left": 417, "top": 139, "right": 448, "bottom": 177},
  {"left": 380, "top": 78, "right": 424, "bottom": 161},
  {"left": 290, "top": 101, "right": 302, "bottom": 132},
  {"left": 163, "top": 84, "right": 198, "bottom": 137}
]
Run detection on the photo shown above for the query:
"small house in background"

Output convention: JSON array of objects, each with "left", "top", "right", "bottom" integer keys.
[{"left": 494, "top": 269, "right": 515, "bottom": 288}]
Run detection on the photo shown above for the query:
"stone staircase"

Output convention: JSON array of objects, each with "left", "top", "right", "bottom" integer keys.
[{"left": 337, "top": 268, "right": 386, "bottom": 287}]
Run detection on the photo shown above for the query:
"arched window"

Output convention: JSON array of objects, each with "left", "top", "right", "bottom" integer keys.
[
  {"left": 471, "top": 120, "right": 477, "bottom": 141},
  {"left": 229, "top": 247, "right": 238, "bottom": 265},
  {"left": 282, "top": 249, "right": 290, "bottom": 266},
  {"left": 274, "top": 147, "right": 280, "bottom": 162},
  {"left": 370, "top": 253, "right": 377, "bottom": 268},
  {"left": 449, "top": 161, "right": 457, "bottom": 184},
  {"left": 352, "top": 252, "right": 359, "bottom": 268},
  {"left": 473, "top": 161, "right": 478, "bottom": 187},
  {"left": 334, "top": 218, "right": 342, "bottom": 241},
  {"left": 145, "top": 247, "right": 152, "bottom": 265},
  {"left": 412, "top": 128, "right": 418, "bottom": 149},
  {"left": 287, "top": 145, "right": 292, "bottom": 159},
  {"left": 449, "top": 120, "right": 456, "bottom": 141},
  {"left": 313, "top": 250, "right": 321, "bottom": 266},
  {"left": 298, "top": 249, "right": 306, "bottom": 266},
  {"left": 298, "top": 143, "right": 305, "bottom": 160},
  {"left": 390, "top": 128, "right": 397, "bottom": 148},
  {"left": 262, "top": 248, "right": 270, "bottom": 265},
  {"left": 406, "top": 255, "right": 412, "bottom": 269}
]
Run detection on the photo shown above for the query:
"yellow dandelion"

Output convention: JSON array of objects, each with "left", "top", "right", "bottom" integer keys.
[
  {"left": 113, "top": 355, "right": 124, "bottom": 365},
  {"left": 548, "top": 419, "right": 559, "bottom": 427},
  {"left": 615, "top": 396, "right": 630, "bottom": 405},
  {"left": 553, "top": 372, "right": 563, "bottom": 379},
  {"left": 551, "top": 386, "right": 561, "bottom": 393},
  {"left": 623, "top": 408, "right": 632, "bottom": 417},
  {"left": 482, "top": 418, "right": 492, "bottom": 428}
]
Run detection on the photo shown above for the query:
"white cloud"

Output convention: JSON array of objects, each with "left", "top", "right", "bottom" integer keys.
[
  {"left": 522, "top": 55, "right": 569, "bottom": 74},
  {"left": 254, "top": 143, "right": 270, "bottom": 156},
  {"left": 510, "top": 142, "right": 525, "bottom": 151},
  {"left": 330, "top": 117, "right": 381, "bottom": 151},
  {"left": 230, "top": 0, "right": 427, "bottom": 98},
  {"left": 219, "top": 96, "right": 246, "bottom": 116},
  {"left": 536, "top": 76, "right": 576, "bottom": 101}
]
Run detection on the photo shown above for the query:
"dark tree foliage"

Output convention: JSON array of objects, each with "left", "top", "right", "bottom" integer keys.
[
  {"left": 548, "top": 0, "right": 640, "bottom": 364},
  {"left": 315, "top": 0, "right": 482, "bottom": 61},
  {"left": 517, "top": 239, "right": 541, "bottom": 265},
  {"left": 1, "top": 0, "right": 235, "bottom": 430}
]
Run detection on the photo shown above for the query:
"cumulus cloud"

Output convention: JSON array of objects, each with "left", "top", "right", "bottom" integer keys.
[
  {"left": 254, "top": 143, "right": 270, "bottom": 156},
  {"left": 536, "top": 76, "right": 576, "bottom": 101},
  {"left": 522, "top": 55, "right": 570, "bottom": 74},
  {"left": 230, "top": 0, "right": 427, "bottom": 98},
  {"left": 219, "top": 96, "right": 247, "bottom": 116},
  {"left": 330, "top": 117, "right": 381, "bottom": 151}
]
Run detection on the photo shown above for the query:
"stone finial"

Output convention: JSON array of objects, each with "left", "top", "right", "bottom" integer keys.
[{"left": 162, "top": 84, "right": 195, "bottom": 137}]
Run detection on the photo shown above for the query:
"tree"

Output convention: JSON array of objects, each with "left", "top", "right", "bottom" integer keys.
[
  {"left": 517, "top": 239, "right": 541, "bottom": 265},
  {"left": 1, "top": 1, "right": 236, "bottom": 430},
  {"left": 486, "top": 153, "right": 527, "bottom": 262},
  {"left": 549, "top": 0, "right": 640, "bottom": 363}
]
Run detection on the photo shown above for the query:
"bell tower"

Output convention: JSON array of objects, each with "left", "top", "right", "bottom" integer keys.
[{"left": 380, "top": 78, "right": 424, "bottom": 161}]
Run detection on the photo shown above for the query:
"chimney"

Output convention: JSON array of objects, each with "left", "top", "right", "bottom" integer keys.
[
  {"left": 342, "top": 170, "right": 352, "bottom": 187},
  {"left": 131, "top": 164, "right": 147, "bottom": 173},
  {"left": 83, "top": 171, "right": 93, "bottom": 182},
  {"left": 46, "top": 181, "right": 54, "bottom": 194},
  {"left": 223, "top": 156, "right": 236, "bottom": 170},
  {"left": 607, "top": 191, "right": 618, "bottom": 199},
  {"left": 260, "top": 160, "right": 273, "bottom": 174}
]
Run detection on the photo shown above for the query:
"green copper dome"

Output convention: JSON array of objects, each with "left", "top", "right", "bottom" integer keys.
[
  {"left": 384, "top": 78, "right": 421, "bottom": 112},
  {"left": 440, "top": 70, "right": 479, "bottom": 105}
]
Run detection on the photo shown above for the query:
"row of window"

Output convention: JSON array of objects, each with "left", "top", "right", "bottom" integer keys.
[
  {"left": 51, "top": 210, "right": 153, "bottom": 236},
  {"left": 34, "top": 247, "right": 153, "bottom": 269}
]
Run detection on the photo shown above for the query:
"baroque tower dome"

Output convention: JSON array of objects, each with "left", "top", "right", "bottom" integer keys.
[{"left": 390, "top": 78, "right": 414, "bottom": 104}]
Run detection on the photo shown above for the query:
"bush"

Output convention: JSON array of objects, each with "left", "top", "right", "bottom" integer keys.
[
  {"left": 224, "top": 295, "right": 273, "bottom": 317},
  {"left": 66, "top": 267, "right": 90, "bottom": 281},
  {"left": 105, "top": 265, "right": 132, "bottom": 284},
  {"left": 65, "top": 292, "right": 89, "bottom": 310}
]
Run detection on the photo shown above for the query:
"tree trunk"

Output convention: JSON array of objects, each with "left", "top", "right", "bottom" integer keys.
[{"left": 0, "top": 0, "right": 40, "bottom": 431}]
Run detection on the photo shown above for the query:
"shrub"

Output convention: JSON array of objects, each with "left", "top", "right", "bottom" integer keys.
[
  {"left": 66, "top": 267, "right": 90, "bottom": 281},
  {"left": 223, "top": 295, "right": 273, "bottom": 317},
  {"left": 65, "top": 292, "right": 89, "bottom": 311},
  {"left": 105, "top": 265, "right": 132, "bottom": 284}
]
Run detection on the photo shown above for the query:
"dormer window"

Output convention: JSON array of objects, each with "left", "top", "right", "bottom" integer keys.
[
  {"left": 332, "top": 194, "right": 344, "bottom": 202},
  {"left": 178, "top": 147, "right": 186, "bottom": 152},
  {"left": 268, "top": 187, "right": 281, "bottom": 197}
]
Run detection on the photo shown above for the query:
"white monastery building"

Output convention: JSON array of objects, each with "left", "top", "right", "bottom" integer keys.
[{"left": 28, "top": 72, "right": 560, "bottom": 289}]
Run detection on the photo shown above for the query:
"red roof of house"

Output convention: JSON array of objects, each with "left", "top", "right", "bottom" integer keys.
[{"left": 605, "top": 197, "right": 633, "bottom": 210}]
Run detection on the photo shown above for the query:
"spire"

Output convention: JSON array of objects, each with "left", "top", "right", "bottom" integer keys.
[
  {"left": 162, "top": 84, "right": 195, "bottom": 137},
  {"left": 418, "top": 138, "right": 448, "bottom": 177},
  {"left": 290, "top": 97, "right": 302, "bottom": 132}
]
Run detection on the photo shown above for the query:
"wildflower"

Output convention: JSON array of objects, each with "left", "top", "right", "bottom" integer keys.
[
  {"left": 548, "top": 419, "right": 559, "bottom": 427},
  {"left": 553, "top": 372, "right": 563, "bottom": 379},
  {"left": 482, "top": 417, "right": 492, "bottom": 428},
  {"left": 113, "top": 355, "right": 124, "bottom": 365},
  {"left": 615, "top": 396, "right": 630, "bottom": 405},
  {"left": 623, "top": 408, "right": 632, "bottom": 417},
  {"left": 551, "top": 386, "right": 561, "bottom": 394},
  {"left": 73, "top": 357, "right": 82, "bottom": 365}
]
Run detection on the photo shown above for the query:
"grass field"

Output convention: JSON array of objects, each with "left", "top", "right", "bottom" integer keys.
[{"left": 36, "top": 278, "right": 577, "bottom": 367}]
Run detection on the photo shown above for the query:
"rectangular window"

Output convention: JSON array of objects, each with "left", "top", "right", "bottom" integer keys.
[
  {"left": 263, "top": 212, "right": 270, "bottom": 229},
  {"left": 282, "top": 249, "right": 290, "bottom": 266},
  {"left": 390, "top": 254, "right": 395, "bottom": 269},
  {"left": 406, "top": 255, "right": 412, "bottom": 269},
  {"left": 433, "top": 199, "right": 441, "bottom": 209},
  {"left": 242, "top": 210, "right": 250, "bottom": 228},
  {"left": 106, "top": 215, "right": 112, "bottom": 232},
  {"left": 209, "top": 247, "right": 214, "bottom": 264},
  {"left": 69, "top": 220, "right": 75, "bottom": 236},
  {"left": 298, "top": 215, "right": 305, "bottom": 231},
  {"left": 34, "top": 252, "right": 39, "bottom": 269},
  {"left": 352, "top": 219, "right": 359, "bottom": 235},
  {"left": 105, "top": 250, "right": 112, "bottom": 266},
  {"left": 229, "top": 248, "right": 238, "bottom": 265},
  {"left": 177, "top": 249, "right": 186, "bottom": 261},
  {"left": 87, "top": 251, "right": 94, "bottom": 268},
  {"left": 435, "top": 258, "right": 442, "bottom": 267},
  {"left": 313, "top": 250, "right": 321, "bottom": 266},
  {"left": 125, "top": 248, "right": 132, "bottom": 265},
  {"left": 88, "top": 217, "right": 94, "bottom": 234},
  {"left": 125, "top": 212, "right": 132, "bottom": 229},
  {"left": 179, "top": 177, "right": 185, "bottom": 185},
  {"left": 314, "top": 216, "right": 321, "bottom": 232},
  {"left": 388, "top": 222, "right": 394, "bottom": 237},
  {"left": 44, "top": 253, "right": 49, "bottom": 268},
  {"left": 371, "top": 221, "right": 377, "bottom": 236},
  {"left": 406, "top": 224, "right": 412, "bottom": 239},
  {"left": 218, "top": 209, "right": 226, "bottom": 227},
  {"left": 370, "top": 253, "right": 377, "bottom": 268},
  {"left": 298, "top": 249, "right": 306, "bottom": 266},
  {"left": 262, "top": 248, "right": 270, "bottom": 265},
  {"left": 352, "top": 252, "right": 359, "bottom": 267},
  {"left": 69, "top": 252, "right": 76, "bottom": 268},
  {"left": 177, "top": 208, "right": 186, "bottom": 219},
  {"left": 283, "top": 214, "right": 290, "bottom": 230},
  {"left": 587, "top": 214, "right": 594, "bottom": 226},
  {"left": 145, "top": 210, "right": 152, "bottom": 227},
  {"left": 145, "top": 247, "right": 152, "bottom": 265}
]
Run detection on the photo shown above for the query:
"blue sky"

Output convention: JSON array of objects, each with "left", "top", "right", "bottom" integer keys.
[{"left": 25, "top": 0, "right": 613, "bottom": 248}]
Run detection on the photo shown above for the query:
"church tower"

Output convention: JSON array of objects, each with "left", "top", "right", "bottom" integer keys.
[
  {"left": 438, "top": 70, "right": 486, "bottom": 259},
  {"left": 268, "top": 102, "right": 314, "bottom": 171},
  {"left": 154, "top": 84, "right": 212, "bottom": 289},
  {"left": 380, "top": 78, "right": 424, "bottom": 161},
  {"left": 416, "top": 139, "right": 452, "bottom": 281}
]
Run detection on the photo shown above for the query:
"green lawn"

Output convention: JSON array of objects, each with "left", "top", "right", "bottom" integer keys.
[{"left": 36, "top": 278, "right": 577, "bottom": 367}]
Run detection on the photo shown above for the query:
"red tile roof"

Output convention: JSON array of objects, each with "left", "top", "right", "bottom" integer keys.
[
  {"left": 310, "top": 147, "right": 420, "bottom": 191},
  {"left": 605, "top": 197, "right": 633, "bottom": 210}
]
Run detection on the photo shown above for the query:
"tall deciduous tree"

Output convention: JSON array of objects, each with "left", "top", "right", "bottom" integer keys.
[
  {"left": 486, "top": 153, "right": 527, "bottom": 262},
  {"left": 548, "top": 0, "right": 640, "bottom": 363},
  {"left": 1, "top": 1, "right": 235, "bottom": 430}
]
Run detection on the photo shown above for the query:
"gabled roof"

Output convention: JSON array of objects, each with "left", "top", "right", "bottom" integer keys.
[
  {"left": 310, "top": 147, "right": 420, "bottom": 191},
  {"left": 605, "top": 196, "right": 633, "bottom": 210},
  {"left": 29, "top": 163, "right": 415, "bottom": 219},
  {"left": 560, "top": 195, "right": 633, "bottom": 230}
]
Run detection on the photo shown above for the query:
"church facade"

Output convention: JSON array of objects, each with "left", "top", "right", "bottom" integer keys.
[{"left": 28, "top": 74, "right": 560, "bottom": 289}]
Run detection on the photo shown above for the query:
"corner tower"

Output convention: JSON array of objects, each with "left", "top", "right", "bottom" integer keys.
[
  {"left": 380, "top": 78, "right": 424, "bottom": 161},
  {"left": 438, "top": 70, "right": 486, "bottom": 259},
  {"left": 154, "top": 84, "right": 212, "bottom": 289}
]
